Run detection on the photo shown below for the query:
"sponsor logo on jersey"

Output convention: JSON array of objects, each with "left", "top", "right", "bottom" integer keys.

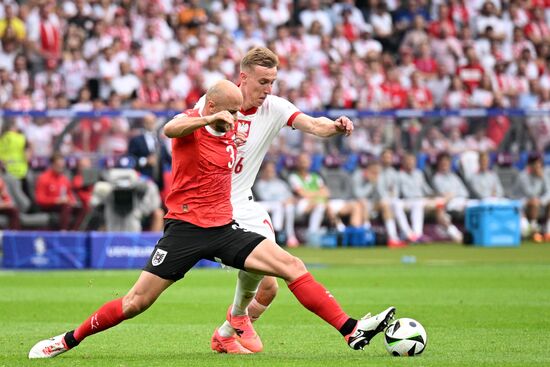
[{"left": 151, "top": 249, "right": 168, "bottom": 266}]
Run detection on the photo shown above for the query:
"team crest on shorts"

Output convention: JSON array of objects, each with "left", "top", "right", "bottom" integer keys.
[{"left": 152, "top": 249, "right": 168, "bottom": 266}]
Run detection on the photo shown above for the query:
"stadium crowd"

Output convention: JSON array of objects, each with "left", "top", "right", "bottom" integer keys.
[{"left": 1, "top": 0, "right": 550, "bottom": 242}]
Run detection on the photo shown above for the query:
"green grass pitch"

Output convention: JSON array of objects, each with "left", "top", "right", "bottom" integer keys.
[{"left": 2, "top": 243, "right": 550, "bottom": 367}]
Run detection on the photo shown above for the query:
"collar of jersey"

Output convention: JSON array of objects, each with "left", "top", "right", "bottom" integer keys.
[{"left": 240, "top": 106, "right": 258, "bottom": 115}]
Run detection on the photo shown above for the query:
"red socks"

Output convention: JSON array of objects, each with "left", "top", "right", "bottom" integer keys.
[
  {"left": 73, "top": 298, "right": 126, "bottom": 342},
  {"left": 288, "top": 272, "right": 351, "bottom": 331}
]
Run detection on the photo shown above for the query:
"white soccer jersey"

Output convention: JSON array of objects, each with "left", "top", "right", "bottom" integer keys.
[{"left": 195, "top": 94, "right": 301, "bottom": 203}]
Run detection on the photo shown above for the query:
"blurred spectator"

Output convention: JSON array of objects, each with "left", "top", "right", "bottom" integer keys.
[
  {"left": 395, "top": 152, "right": 443, "bottom": 242},
  {"left": 288, "top": 153, "right": 332, "bottom": 235},
  {"left": 26, "top": 0, "right": 63, "bottom": 70},
  {"left": 457, "top": 46, "right": 484, "bottom": 93},
  {"left": 11, "top": 54, "right": 30, "bottom": 93},
  {"left": 35, "top": 152, "right": 83, "bottom": 230},
  {"left": 23, "top": 116, "right": 56, "bottom": 158},
  {"left": 178, "top": 0, "right": 208, "bottom": 32},
  {"left": 67, "top": 0, "right": 94, "bottom": 35},
  {"left": 401, "top": 15, "right": 429, "bottom": 54},
  {"left": 0, "top": 174, "right": 20, "bottom": 229},
  {"left": 513, "top": 154, "right": 550, "bottom": 241},
  {"left": 60, "top": 48, "right": 89, "bottom": 101},
  {"left": 351, "top": 159, "right": 403, "bottom": 246},
  {"left": 141, "top": 22, "right": 166, "bottom": 73},
  {"left": 300, "top": 0, "right": 332, "bottom": 35},
  {"left": 369, "top": 2, "right": 394, "bottom": 51},
  {"left": 71, "top": 156, "right": 95, "bottom": 228},
  {"left": 426, "top": 64, "right": 451, "bottom": 107},
  {"left": 430, "top": 23, "right": 462, "bottom": 74},
  {"left": 254, "top": 161, "right": 298, "bottom": 247},
  {"left": 422, "top": 126, "right": 449, "bottom": 155},
  {"left": 475, "top": 1, "right": 505, "bottom": 41},
  {"left": 74, "top": 99, "right": 111, "bottom": 153},
  {"left": 432, "top": 152, "right": 468, "bottom": 242},
  {"left": 408, "top": 72, "right": 433, "bottom": 109},
  {"left": 465, "top": 125, "right": 496, "bottom": 152},
  {"left": 428, "top": 3, "right": 455, "bottom": 38},
  {"left": 353, "top": 27, "right": 382, "bottom": 58},
  {"left": 111, "top": 61, "right": 140, "bottom": 102},
  {"left": 128, "top": 113, "right": 170, "bottom": 190},
  {"left": 99, "top": 93, "right": 129, "bottom": 155},
  {"left": 0, "top": 118, "right": 30, "bottom": 185},
  {"left": 0, "top": 3, "right": 26, "bottom": 41},
  {"left": 467, "top": 151, "right": 503, "bottom": 199},
  {"left": 210, "top": 0, "right": 239, "bottom": 33},
  {"left": 527, "top": 88, "right": 550, "bottom": 152},
  {"left": 447, "top": 127, "right": 467, "bottom": 155},
  {"left": 524, "top": 8, "right": 550, "bottom": 47},
  {"left": 442, "top": 76, "right": 470, "bottom": 131},
  {"left": 470, "top": 74, "right": 494, "bottom": 108},
  {"left": 134, "top": 68, "right": 162, "bottom": 109}
]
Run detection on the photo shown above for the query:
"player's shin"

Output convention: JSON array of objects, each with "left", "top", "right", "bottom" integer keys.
[
  {"left": 232, "top": 270, "right": 263, "bottom": 315},
  {"left": 288, "top": 272, "right": 357, "bottom": 337},
  {"left": 69, "top": 298, "right": 126, "bottom": 346}
]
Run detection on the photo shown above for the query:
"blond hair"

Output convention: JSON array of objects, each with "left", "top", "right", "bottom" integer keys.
[{"left": 240, "top": 47, "right": 279, "bottom": 71}]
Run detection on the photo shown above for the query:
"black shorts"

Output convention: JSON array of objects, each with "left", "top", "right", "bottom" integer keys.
[{"left": 143, "top": 219, "right": 266, "bottom": 281}]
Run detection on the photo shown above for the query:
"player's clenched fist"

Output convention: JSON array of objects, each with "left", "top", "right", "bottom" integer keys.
[
  {"left": 206, "top": 110, "right": 236, "bottom": 132},
  {"left": 334, "top": 116, "right": 354, "bottom": 136}
]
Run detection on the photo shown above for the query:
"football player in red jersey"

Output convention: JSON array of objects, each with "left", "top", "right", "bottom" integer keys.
[{"left": 29, "top": 80, "right": 395, "bottom": 358}]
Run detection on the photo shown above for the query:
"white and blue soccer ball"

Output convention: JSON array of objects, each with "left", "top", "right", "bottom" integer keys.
[{"left": 384, "top": 318, "right": 427, "bottom": 356}]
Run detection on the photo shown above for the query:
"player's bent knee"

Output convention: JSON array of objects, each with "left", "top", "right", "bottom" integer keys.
[
  {"left": 284, "top": 256, "right": 307, "bottom": 281},
  {"left": 122, "top": 293, "right": 156, "bottom": 318}
]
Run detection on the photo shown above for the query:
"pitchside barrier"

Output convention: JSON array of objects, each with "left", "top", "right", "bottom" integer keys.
[
  {"left": 1, "top": 231, "right": 220, "bottom": 270},
  {"left": 3, "top": 107, "right": 550, "bottom": 119}
]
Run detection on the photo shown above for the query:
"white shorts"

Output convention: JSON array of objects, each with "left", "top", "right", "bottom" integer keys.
[
  {"left": 328, "top": 199, "right": 347, "bottom": 213},
  {"left": 446, "top": 197, "right": 469, "bottom": 212},
  {"left": 233, "top": 199, "right": 276, "bottom": 241}
]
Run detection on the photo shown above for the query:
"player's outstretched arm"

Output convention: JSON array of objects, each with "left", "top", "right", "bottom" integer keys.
[
  {"left": 292, "top": 114, "right": 354, "bottom": 138},
  {"left": 164, "top": 111, "right": 235, "bottom": 138}
]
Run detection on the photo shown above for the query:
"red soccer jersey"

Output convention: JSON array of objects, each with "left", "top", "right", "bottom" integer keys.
[{"left": 165, "top": 108, "right": 236, "bottom": 227}]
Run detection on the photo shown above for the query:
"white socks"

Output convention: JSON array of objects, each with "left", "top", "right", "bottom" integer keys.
[
  {"left": 385, "top": 218, "right": 399, "bottom": 241},
  {"left": 218, "top": 270, "right": 263, "bottom": 337},
  {"left": 393, "top": 200, "right": 413, "bottom": 238},
  {"left": 411, "top": 200, "right": 425, "bottom": 237},
  {"left": 285, "top": 203, "right": 296, "bottom": 238},
  {"left": 308, "top": 203, "right": 325, "bottom": 232},
  {"left": 232, "top": 270, "right": 263, "bottom": 315}
]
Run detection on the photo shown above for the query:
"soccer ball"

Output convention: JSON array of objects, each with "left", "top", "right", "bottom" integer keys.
[{"left": 384, "top": 318, "right": 427, "bottom": 356}]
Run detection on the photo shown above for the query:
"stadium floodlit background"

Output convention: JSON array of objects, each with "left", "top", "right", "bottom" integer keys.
[{"left": 1, "top": 0, "right": 550, "bottom": 366}]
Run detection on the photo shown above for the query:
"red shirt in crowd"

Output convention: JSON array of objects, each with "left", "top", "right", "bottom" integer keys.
[
  {"left": 409, "top": 86, "right": 433, "bottom": 109},
  {"left": 381, "top": 82, "right": 408, "bottom": 109},
  {"left": 164, "top": 108, "right": 236, "bottom": 228},
  {"left": 35, "top": 169, "right": 76, "bottom": 207},
  {"left": 457, "top": 64, "right": 484, "bottom": 93}
]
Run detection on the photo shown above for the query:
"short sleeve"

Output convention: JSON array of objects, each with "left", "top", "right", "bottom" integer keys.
[{"left": 270, "top": 95, "right": 302, "bottom": 128}]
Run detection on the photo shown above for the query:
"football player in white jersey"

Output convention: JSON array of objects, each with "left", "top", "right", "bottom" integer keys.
[{"left": 195, "top": 47, "right": 354, "bottom": 354}]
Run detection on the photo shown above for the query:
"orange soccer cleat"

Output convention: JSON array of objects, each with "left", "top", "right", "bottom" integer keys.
[
  {"left": 226, "top": 305, "right": 263, "bottom": 353},
  {"left": 211, "top": 329, "right": 252, "bottom": 354}
]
